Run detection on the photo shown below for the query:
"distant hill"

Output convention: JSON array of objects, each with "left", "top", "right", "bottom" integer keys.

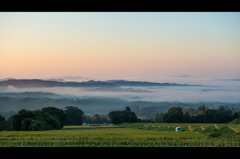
[
  {"left": 0, "top": 79, "right": 201, "bottom": 88},
  {"left": 0, "top": 92, "right": 62, "bottom": 99},
  {"left": 1, "top": 91, "right": 239, "bottom": 116},
  {"left": 0, "top": 94, "right": 129, "bottom": 114},
  {"left": 0, "top": 79, "right": 117, "bottom": 88},
  {"left": 106, "top": 80, "right": 201, "bottom": 87}
]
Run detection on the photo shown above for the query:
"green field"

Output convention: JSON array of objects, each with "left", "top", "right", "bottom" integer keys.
[{"left": 0, "top": 123, "right": 240, "bottom": 147}]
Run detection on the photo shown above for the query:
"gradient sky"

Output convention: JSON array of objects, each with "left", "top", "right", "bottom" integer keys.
[{"left": 1, "top": 12, "right": 240, "bottom": 80}]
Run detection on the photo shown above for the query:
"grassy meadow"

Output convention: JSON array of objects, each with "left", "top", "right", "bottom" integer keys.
[{"left": 0, "top": 123, "right": 240, "bottom": 147}]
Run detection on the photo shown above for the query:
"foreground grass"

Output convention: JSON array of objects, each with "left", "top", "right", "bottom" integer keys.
[{"left": 0, "top": 124, "right": 240, "bottom": 147}]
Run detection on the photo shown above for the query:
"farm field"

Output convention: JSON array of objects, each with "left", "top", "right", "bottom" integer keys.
[{"left": 0, "top": 123, "right": 240, "bottom": 147}]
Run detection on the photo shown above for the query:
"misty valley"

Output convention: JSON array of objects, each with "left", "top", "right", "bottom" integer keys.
[
  {"left": 0, "top": 78, "right": 240, "bottom": 119},
  {"left": 1, "top": 78, "right": 240, "bottom": 148},
  {"left": 1, "top": 12, "right": 240, "bottom": 148}
]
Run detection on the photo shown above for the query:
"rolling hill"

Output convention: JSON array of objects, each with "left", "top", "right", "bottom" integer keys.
[{"left": 0, "top": 79, "right": 201, "bottom": 88}]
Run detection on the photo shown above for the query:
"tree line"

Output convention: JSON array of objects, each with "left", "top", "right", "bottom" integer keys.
[
  {"left": 108, "top": 105, "right": 240, "bottom": 124},
  {"left": 108, "top": 106, "right": 139, "bottom": 124},
  {"left": 1, "top": 104, "right": 240, "bottom": 131},
  {"left": 153, "top": 105, "right": 240, "bottom": 123},
  {"left": 107, "top": 105, "right": 240, "bottom": 124},
  {"left": 0, "top": 106, "right": 139, "bottom": 130},
  {"left": 0, "top": 106, "right": 84, "bottom": 131},
  {"left": 84, "top": 114, "right": 110, "bottom": 124}
]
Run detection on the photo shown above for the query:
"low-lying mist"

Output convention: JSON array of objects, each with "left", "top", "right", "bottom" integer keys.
[
  {"left": 0, "top": 76, "right": 240, "bottom": 115},
  {"left": 0, "top": 84, "right": 240, "bottom": 103}
]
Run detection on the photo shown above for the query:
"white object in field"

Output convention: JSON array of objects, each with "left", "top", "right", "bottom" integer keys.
[{"left": 175, "top": 127, "right": 182, "bottom": 132}]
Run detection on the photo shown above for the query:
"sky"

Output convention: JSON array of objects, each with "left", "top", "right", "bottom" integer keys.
[{"left": 0, "top": 12, "right": 240, "bottom": 81}]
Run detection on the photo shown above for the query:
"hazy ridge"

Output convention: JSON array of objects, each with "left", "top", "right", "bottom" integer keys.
[
  {"left": 0, "top": 79, "right": 201, "bottom": 88},
  {"left": 1, "top": 92, "right": 240, "bottom": 118}
]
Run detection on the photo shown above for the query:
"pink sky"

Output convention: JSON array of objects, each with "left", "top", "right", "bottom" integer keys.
[{"left": 1, "top": 12, "right": 239, "bottom": 80}]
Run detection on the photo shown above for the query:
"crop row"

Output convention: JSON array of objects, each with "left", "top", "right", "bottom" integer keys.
[
  {"left": 1, "top": 134, "right": 240, "bottom": 147},
  {"left": 1, "top": 124, "right": 240, "bottom": 147},
  {"left": 122, "top": 123, "right": 240, "bottom": 134}
]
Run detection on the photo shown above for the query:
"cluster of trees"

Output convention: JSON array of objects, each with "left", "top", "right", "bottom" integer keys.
[
  {"left": 0, "top": 107, "right": 66, "bottom": 131},
  {"left": 1, "top": 104, "right": 240, "bottom": 131},
  {"left": 153, "top": 105, "right": 240, "bottom": 123},
  {"left": 84, "top": 114, "right": 110, "bottom": 124},
  {"left": 0, "top": 106, "right": 140, "bottom": 129},
  {"left": 64, "top": 106, "right": 84, "bottom": 125},
  {"left": 0, "top": 115, "right": 6, "bottom": 131},
  {"left": 0, "top": 106, "right": 85, "bottom": 131},
  {"left": 108, "top": 106, "right": 139, "bottom": 124}
]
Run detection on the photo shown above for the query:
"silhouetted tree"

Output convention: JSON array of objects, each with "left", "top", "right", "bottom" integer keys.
[
  {"left": 153, "top": 113, "right": 164, "bottom": 123},
  {"left": 183, "top": 112, "right": 192, "bottom": 123},
  {"left": 12, "top": 109, "right": 35, "bottom": 131},
  {"left": 204, "top": 109, "right": 217, "bottom": 123},
  {"left": 33, "top": 110, "right": 61, "bottom": 130},
  {"left": 83, "top": 115, "right": 92, "bottom": 124},
  {"left": 0, "top": 114, "right": 6, "bottom": 131},
  {"left": 5, "top": 116, "right": 14, "bottom": 131},
  {"left": 163, "top": 105, "right": 239, "bottom": 123},
  {"left": 28, "top": 120, "right": 44, "bottom": 131},
  {"left": 42, "top": 107, "right": 66, "bottom": 128},
  {"left": 108, "top": 107, "right": 138, "bottom": 125},
  {"left": 91, "top": 114, "right": 110, "bottom": 124},
  {"left": 91, "top": 114, "right": 102, "bottom": 124},
  {"left": 183, "top": 108, "right": 195, "bottom": 116},
  {"left": 10, "top": 108, "right": 64, "bottom": 131},
  {"left": 163, "top": 107, "right": 184, "bottom": 123},
  {"left": 21, "top": 118, "right": 33, "bottom": 131},
  {"left": 195, "top": 104, "right": 207, "bottom": 115},
  {"left": 125, "top": 106, "right": 131, "bottom": 112},
  {"left": 64, "top": 106, "right": 84, "bottom": 125},
  {"left": 232, "top": 112, "right": 239, "bottom": 119}
]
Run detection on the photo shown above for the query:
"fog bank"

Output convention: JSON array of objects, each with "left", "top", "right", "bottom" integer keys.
[{"left": 1, "top": 75, "right": 240, "bottom": 103}]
